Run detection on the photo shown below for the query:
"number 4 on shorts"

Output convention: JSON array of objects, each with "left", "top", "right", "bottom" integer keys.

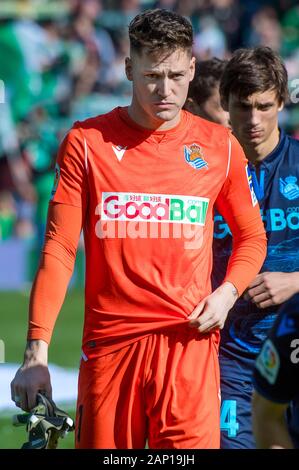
[{"left": 220, "top": 400, "right": 240, "bottom": 437}]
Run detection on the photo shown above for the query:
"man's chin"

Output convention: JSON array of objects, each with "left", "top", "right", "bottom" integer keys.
[
  {"left": 155, "top": 110, "right": 179, "bottom": 122},
  {"left": 242, "top": 133, "right": 264, "bottom": 145}
]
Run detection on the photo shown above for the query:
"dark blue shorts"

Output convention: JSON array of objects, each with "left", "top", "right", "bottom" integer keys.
[
  {"left": 220, "top": 374, "right": 256, "bottom": 449},
  {"left": 220, "top": 356, "right": 299, "bottom": 449}
]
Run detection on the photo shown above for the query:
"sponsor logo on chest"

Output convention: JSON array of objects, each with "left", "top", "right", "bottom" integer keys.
[{"left": 101, "top": 192, "right": 209, "bottom": 225}]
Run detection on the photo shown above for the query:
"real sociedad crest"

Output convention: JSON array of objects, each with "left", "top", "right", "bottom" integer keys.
[
  {"left": 279, "top": 176, "right": 299, "bottom": 200},
  {"left": 184, "top": 143, "right": 208, "bottom": 170}
]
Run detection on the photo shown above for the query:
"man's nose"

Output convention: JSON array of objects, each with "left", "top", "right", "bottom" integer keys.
[
  {"left": 157, "top": 78, "right": 171, "bottom": 98},
  {"left": 248, "top": 108, "right": 260, "bottom": 127}
]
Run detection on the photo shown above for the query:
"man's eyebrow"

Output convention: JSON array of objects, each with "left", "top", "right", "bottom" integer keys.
[
  {"left": 234, "top": 100, "right": 274, "bottom": 106},
  {"left": 144, "top": 69, "right": 186, "bottom": 73},
  {"left": 258, "top": 101, "right": 275, "bottom": 106}
]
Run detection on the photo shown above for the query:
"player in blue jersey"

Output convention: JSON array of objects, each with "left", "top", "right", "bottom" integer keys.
[
  {"left": 213, "top": 46, "right": 299, "bottom": 448},
  {"left": 252, "top": 294, "right": 299, "bottom": 448}
]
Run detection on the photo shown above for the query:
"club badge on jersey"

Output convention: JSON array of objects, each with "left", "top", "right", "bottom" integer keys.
[
  {"left": 279, "top": 176, "right": 299, "bottom": 201},
  {"left": 184, "top": 143, "right": 208, "bottom": 170}
]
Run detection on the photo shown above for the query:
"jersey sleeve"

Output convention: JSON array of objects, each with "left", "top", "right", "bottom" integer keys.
[
  {"left": 51, "top": 122, "right": 88, "bottom": 208},
  {"left": 253, "top": 296, "right": 299, "bottom": 403},
  {"left": 215, "top": 132, "right": 267, "bottom": 295},
  {"left": 28, "top": 122, "right": 87, "bottom": 344},
  {"left": 27, "top": 203, "right": 83, "bottom": 344}
]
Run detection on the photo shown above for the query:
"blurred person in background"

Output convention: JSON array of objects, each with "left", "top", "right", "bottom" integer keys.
[
  {"left": 11, "top": 9, "right": 266, "bottom": 449},
  {"left": 0, "top": 191, "right": 17, "bottom": 240},
  {"left": 248, "top": 7, "right": 282, "bottom": 51},
  {"left": 0, "top": 102, "right": 36, "bottom": 206},
  {"left": 209, "top": 0, "right": 242, "bottom": 51},
  {"left": 153, "top": 0, "right": 177, "bottom": 11},
  {"left": 175, "top": 0, "right": 197, "bottom": 18},
  {"left": 105, "top": 29, "right": 132, "bottom": 95},
  {"left": 193, "top": 15, "right": 228, "bottom": 60},
  {"left": 213, "top": 46, "right": 299, "bottom": 448},
  {"left": 120, "top": 0, "right": 140, "bottom": 16},
  {"left": 0, "top": 16, "right": 37, "bottom": 206},
  {"left": 70, "top": 0, "right": 116, "bottom": 94},
  {"left": 252, "top": 294, "right": 299, "bottom": 448},
  {"left": 0, "top": 102, "right": 36, "bottom": 241},
  {"left": 184, "top": 58, "right": 230, "bottom": 127},
  {"left": 21, "top": 107, "right": 58, "bottom": 252},
  {"left": 0, "top": 9, "right": 74, "bottom": 241},
  {"left": 281, "top": 2, "right": 299, "bottom": 58}
]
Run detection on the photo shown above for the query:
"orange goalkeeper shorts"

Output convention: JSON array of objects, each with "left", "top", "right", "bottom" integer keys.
[{"left": 75, "top": 326, "right": 220, "bottom": 449}]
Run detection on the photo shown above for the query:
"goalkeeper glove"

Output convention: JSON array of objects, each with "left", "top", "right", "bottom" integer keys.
[{"left": 13, "top": 392, "right": 75, "bottom": 449}]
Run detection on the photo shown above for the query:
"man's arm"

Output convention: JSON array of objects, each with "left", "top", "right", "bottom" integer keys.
[
  {"left": 11, "top": 123, "right": 87, "bottom": 411},
  {"left": 252, "top": 391, "right": 293, "bottom": 449},
  {"left": 11, "top": 202, "right": 82, "bottom": 411},
  {"left": 188, "top": 210, "right": 266, "bottom": 332},
  {"left": 189, "top": 133, "right": 267, "bottom": 332}
]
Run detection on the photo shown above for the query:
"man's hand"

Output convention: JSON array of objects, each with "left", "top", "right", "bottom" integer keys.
[
  {"left": 244, "top": 272, "right": 299, "bottom": 309},
  {"left": 10, "top": 340, "right": 52, "bottom": 412},
  {"left": 188, "top": 282, "right": 238, "bottom": 333}
]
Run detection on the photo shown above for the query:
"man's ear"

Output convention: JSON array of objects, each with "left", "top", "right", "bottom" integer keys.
[
  {"left": 184, "top": 97, "right": 202, "bottom": 117},
  {"left": 278, "top": 101, "right": 284, "bottom": 112},
  {"left": 189, "top": 56, "right": 196, "bottom": 82},
  {"left": 184, "top": 97, "right": 197, "bottom": 113},
  {"left": 125, "top": 57, "right": 133, "bottom": 81}
]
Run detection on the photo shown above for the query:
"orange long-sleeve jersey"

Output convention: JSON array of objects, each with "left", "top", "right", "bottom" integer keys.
[{"left": 28, "top": 108, "right": 267, "bottom": 357}]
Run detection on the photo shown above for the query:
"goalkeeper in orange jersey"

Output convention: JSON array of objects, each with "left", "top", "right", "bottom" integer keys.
[{"left": 11, "top": 9, "right": 266, "bottom": 449}]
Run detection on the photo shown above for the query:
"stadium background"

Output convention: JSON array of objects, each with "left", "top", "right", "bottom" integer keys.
[{"left": 0, "top": 0, "right": 299, "bottom": 449}]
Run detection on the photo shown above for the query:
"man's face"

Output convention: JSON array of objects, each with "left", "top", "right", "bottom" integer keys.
[
  {"left": 228, "top": 89, "right": 283, "bottom": 147},
  {"left": 126, "top": 48, "right": 195, "bottom": 129},
  {"left": 201, "top": 87, "right": 230, "bottom": 128},
  {"left": 186, "top": 85, "right": 230, "bottom": 128}
]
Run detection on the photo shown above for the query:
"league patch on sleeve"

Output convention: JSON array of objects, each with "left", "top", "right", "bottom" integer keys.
[
  {"left": 246, "top": 164, "right": 258, "bottom": 207},
  {"left": 50, "top": 163, "right": 60, "bottom": 200},
  {"left": 256, "top": 339, "right": 280, "bottom": 385}
]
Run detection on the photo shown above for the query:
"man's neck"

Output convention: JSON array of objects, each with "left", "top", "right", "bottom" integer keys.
[{"left": 243, "top": 127, "right": 280, "bottom": 164}]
